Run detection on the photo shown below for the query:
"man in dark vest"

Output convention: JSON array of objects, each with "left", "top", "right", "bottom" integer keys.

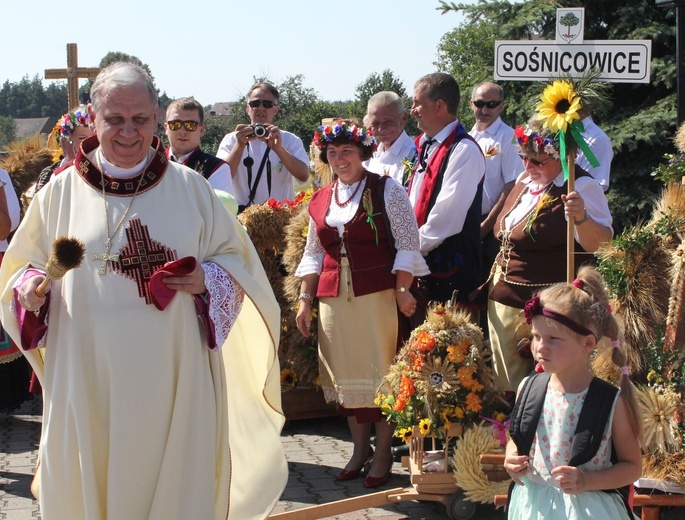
[
  {"left": 407, "top": 73, "right": 485, "bottom": 316},
  {"left": 164, "top": 97, "right": 234, "bottom": 194}
]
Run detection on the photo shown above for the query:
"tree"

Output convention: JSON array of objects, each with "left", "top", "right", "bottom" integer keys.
[
  {"left": 436, "top": 0, "right": 677, "bottom": 232},
  {"left": 0, "top": 116, "right": 16, "bottom": 149},
  {"left": 80, "top": 52, "right": 159, "bottom": 105},
  {"left": 0, "top": 75, "right": 67, "bottom": 120},
  {"left": 560, "top": 12, "right": 581, "bottom": 38}
]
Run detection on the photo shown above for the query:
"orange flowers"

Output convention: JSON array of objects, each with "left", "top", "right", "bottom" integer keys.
[{"left": 415, "top": 331, "right": 436, "bottom": 353}]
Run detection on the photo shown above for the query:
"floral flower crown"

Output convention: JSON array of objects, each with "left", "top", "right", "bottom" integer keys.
[
  {"left": 58, "top": 110, "right": 90, "bottom": 139},
  {"left": 514, "top": 125, "right": 560, "bottom": 160},
  {"left": 312, "top": 121, "right": 376, "bottom": 150}
]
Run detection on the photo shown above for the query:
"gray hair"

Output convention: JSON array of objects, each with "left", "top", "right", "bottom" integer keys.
[
  {"left": 91, "top": 62, "right": 158, "bottom": 113},
  {"left": 367, "top": 91, "right": 405, "bottom": 116}
]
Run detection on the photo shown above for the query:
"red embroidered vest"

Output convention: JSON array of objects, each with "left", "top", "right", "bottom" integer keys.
[{"left": 308, "top": 173, "right": 395, "bottom": 298}]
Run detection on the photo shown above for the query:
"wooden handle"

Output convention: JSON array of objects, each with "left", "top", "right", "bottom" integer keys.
[
  {"left": 35, "top": 276, "right": 51, "bottom": 297},
  {"left": 566, "top": 150, "right": 576, "bottom": 283}
]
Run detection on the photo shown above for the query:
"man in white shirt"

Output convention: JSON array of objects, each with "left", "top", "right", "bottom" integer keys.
[
  {"left": 216, "top": 82, "right": 310, "bottom": 211},
  {"left": 363, "top": 91, "right": 417, "bottom": 187},
  {"left": 469, "top": 82, "right": 520, "bottom": 238},
  {"left": 408, "top": 73, "right": 485, "bottom": 308},
  {"left": 164, "top": 97, "right": 233, "bottom": 195},
  {"left": 577, "top": 111, "right": 613, "bottom": 192}
]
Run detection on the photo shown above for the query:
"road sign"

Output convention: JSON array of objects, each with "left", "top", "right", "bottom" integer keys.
[{"left": 494, "top": 40, "right": 652, "bottom": 83}]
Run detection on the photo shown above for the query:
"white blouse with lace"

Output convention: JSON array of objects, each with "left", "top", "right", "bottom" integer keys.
[{"left": 295, "top": 176, "right": 429, "bottom": 278}]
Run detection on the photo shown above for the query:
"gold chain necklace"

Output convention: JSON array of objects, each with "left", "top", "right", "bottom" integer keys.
[
  {"left": 91, "top": 148, "right": 152, "bottom": 275},
  {"left": 494, "top": 182, "right": 557, "bottom": 288}
]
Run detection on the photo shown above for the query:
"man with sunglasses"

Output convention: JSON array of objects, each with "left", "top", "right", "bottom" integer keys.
[
  {"left": 469, "top": 82, "right": 520, "bottom": 240},
  {"left": 216, "top": 82, "right": 309, "bottom": 212},
  {"left": 165, "top": 97, "right": 234, "bottom": 195}
]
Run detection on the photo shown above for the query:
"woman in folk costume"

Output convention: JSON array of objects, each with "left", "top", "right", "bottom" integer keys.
[
  {"left": 488, "top": 116, "right": 613, "bottom": 395},
  {"left": 0, "top": 165, "right": 25, "bottom": 412},
  {"left": 295, "top": 121, "right": 429, "bottom": 488},
  {"left": 28, "top": 107, "right": 93, "bottom": 198},
  {"left": 0, "top": 62, "right": 286, "bottom": 520}
]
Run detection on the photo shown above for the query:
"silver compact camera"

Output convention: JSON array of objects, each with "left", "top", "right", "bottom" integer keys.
[{"left": 250, "top": 123, "right": 268, "bottom": 138}]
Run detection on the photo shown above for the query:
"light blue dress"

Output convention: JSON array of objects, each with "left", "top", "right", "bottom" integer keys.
[{"left": 508, "top": 385, "right": 633, "bottom": 519}]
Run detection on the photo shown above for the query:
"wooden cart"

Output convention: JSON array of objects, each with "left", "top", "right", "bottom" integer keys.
[{"left": 270, "top": 424, "right": 506, "bottom": 520}]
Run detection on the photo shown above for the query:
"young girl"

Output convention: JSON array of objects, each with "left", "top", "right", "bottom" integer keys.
[{"left": 504, "top": 266, "right": 643, "bottom": 519}]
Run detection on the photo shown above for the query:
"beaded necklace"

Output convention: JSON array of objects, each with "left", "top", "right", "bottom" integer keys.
[{"left": 333, "top": 175, "right": 365, "bottom": 208}]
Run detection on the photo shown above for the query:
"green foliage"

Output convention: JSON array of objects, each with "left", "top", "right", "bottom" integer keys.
[
  {"left": 642, "top": 332, "right": 685, "bottom": 393},
  {"left": 436, "top": 0, "right": 678, "bottom": 231},
  {"left": 651, "top": 153, "right": 685, "bottom": 184},
  {"left": 0, "top": 115, "right": 16, "bottom": 148},
  {"left": 597, "top": 213, "right": 684, "bottom": 298},
  {"left": 597, "top": 225, "right": 661, "bottom": 298},
  {"left": 202, "top": 116, "right": 237, "bottom": 156},
  {"left": 0, "top": 75, "right": 67, "bottom": 119}
]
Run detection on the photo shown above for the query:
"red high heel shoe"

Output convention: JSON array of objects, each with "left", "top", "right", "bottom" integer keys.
[
  {"left": 363, "top": 461, "right": 393, "bottom": 488},
  {"left": 334, "top": 447, "right": 374, "bottom": 481}
]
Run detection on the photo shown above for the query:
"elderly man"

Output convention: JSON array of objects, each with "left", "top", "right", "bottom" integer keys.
[
  {"left": 469, "top": 82, "right": 520, "bottom": 239},
  {"left": 363, "top": 91, "right": 418, "bottom": 186},
  {"left": 216, "top": 82, "right": 309, "bottom": 211},
  {"left": 408, "top": 73, "right": 485, "bottom": 311},
  {"left": 164, "top": 97, "right": 234, "bottom": 194},
  {"left": 0, "top": 62, "right": 286, "bottom": 520}
]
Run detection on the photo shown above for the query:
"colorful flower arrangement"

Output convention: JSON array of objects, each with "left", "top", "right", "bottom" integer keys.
[
  {"left": 58, "top": 110, "right": 90, "bottom": 140},
  {"left": 376, "top": 304, "right": 503, "bottom": 441},
  {"left": 312, "top": 121, "right": 376, "bottom": 150},
  {"left": 513, "top": 125, "right": 560, "bottom": 160}
]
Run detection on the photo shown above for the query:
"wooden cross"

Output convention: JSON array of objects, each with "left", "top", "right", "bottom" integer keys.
[{"left": 45, "top": 43, "right": 101, "bottom": 110}]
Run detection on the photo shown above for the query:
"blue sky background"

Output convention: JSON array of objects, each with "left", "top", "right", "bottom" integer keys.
[{"left": 3, "top": 0, "right": 468, "bottom": 105}]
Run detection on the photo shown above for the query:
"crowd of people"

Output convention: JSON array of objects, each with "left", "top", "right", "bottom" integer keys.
[{"left": 0, "top": 61, "right": 642, "bottom": 520}]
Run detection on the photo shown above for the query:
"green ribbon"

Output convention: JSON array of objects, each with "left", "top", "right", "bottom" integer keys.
[
  {"left": 557, "top": 120, "right": 600, "bottom": 180},
  {"left": 366, "top": 212, "right": 381, "bottom": 246}
]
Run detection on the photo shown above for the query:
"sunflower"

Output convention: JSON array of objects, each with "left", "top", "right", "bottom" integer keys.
[
  {"left": 395, "top": 427, "right": 414, "bottom": 444},
  {"left": 536, "top": 80, "right": 582, "bottom": 133},
  {"left": 419, "top": 418, "right": 432, "bottom": 435},
  {"left": 280, "top": 368, "right": 298, "bottom": 388}
]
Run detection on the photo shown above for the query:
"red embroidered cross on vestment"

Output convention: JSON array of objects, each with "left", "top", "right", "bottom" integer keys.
[{"left": 111, "top": 218, "right": 177, "bottom": 304}]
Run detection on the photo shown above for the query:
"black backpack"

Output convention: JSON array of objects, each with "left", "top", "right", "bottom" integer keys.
[{"left": 507, "top": 372, "right": 632, "bottom": 515}]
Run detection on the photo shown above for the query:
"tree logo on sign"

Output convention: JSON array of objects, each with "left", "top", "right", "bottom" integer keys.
[{"left": 557, "top": 9, "right": 583, "bottom": 43}]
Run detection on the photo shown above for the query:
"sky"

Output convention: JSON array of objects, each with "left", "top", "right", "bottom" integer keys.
[{"left": 3, "top": 0, "right": 468, "bottom": 107}]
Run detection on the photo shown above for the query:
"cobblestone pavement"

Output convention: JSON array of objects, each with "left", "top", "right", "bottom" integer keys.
[{"left": 0, "top": 397, "right": 507, "bottom": 519}]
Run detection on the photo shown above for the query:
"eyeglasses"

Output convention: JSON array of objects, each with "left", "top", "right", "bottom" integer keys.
[
  {"left": 519, "top": 154, "right": 553, "bottom": 167},
  {"left": 248, "top": 99, "right": 277, "bottom": 109},
  {"left": 167, "top": 120, "right": 199, "bottom": 132},
  {"left": 471, "top": 99, "right": 502, "bottom": 109}
]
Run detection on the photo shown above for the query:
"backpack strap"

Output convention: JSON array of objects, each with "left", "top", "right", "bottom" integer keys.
[
  {"left": 568, "top": 377, "right": 619, "bottom": 467},
  {"left": 508, "top": 372, "right": 550, "bottom": 459}
]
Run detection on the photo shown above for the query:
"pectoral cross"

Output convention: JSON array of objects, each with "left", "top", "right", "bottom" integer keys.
[
  {"left": 92, "top": 239, "right": 120, "bottom": 276},
  {"left": 45, "top": 43, "right": 100, "bottom": 109}
]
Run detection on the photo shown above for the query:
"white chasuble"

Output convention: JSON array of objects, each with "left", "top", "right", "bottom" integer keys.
[{"left": 0, "top": 136, "right": 286, "bottom": 520}]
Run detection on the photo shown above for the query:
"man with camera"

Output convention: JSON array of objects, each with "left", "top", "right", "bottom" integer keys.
[{"left": 216, "top": 82, "right": 310, "bottom": 211}]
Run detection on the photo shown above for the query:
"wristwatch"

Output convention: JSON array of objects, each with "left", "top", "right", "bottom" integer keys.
[{"left": 396, "top": 286, "right": 407, "bottom": 293}]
